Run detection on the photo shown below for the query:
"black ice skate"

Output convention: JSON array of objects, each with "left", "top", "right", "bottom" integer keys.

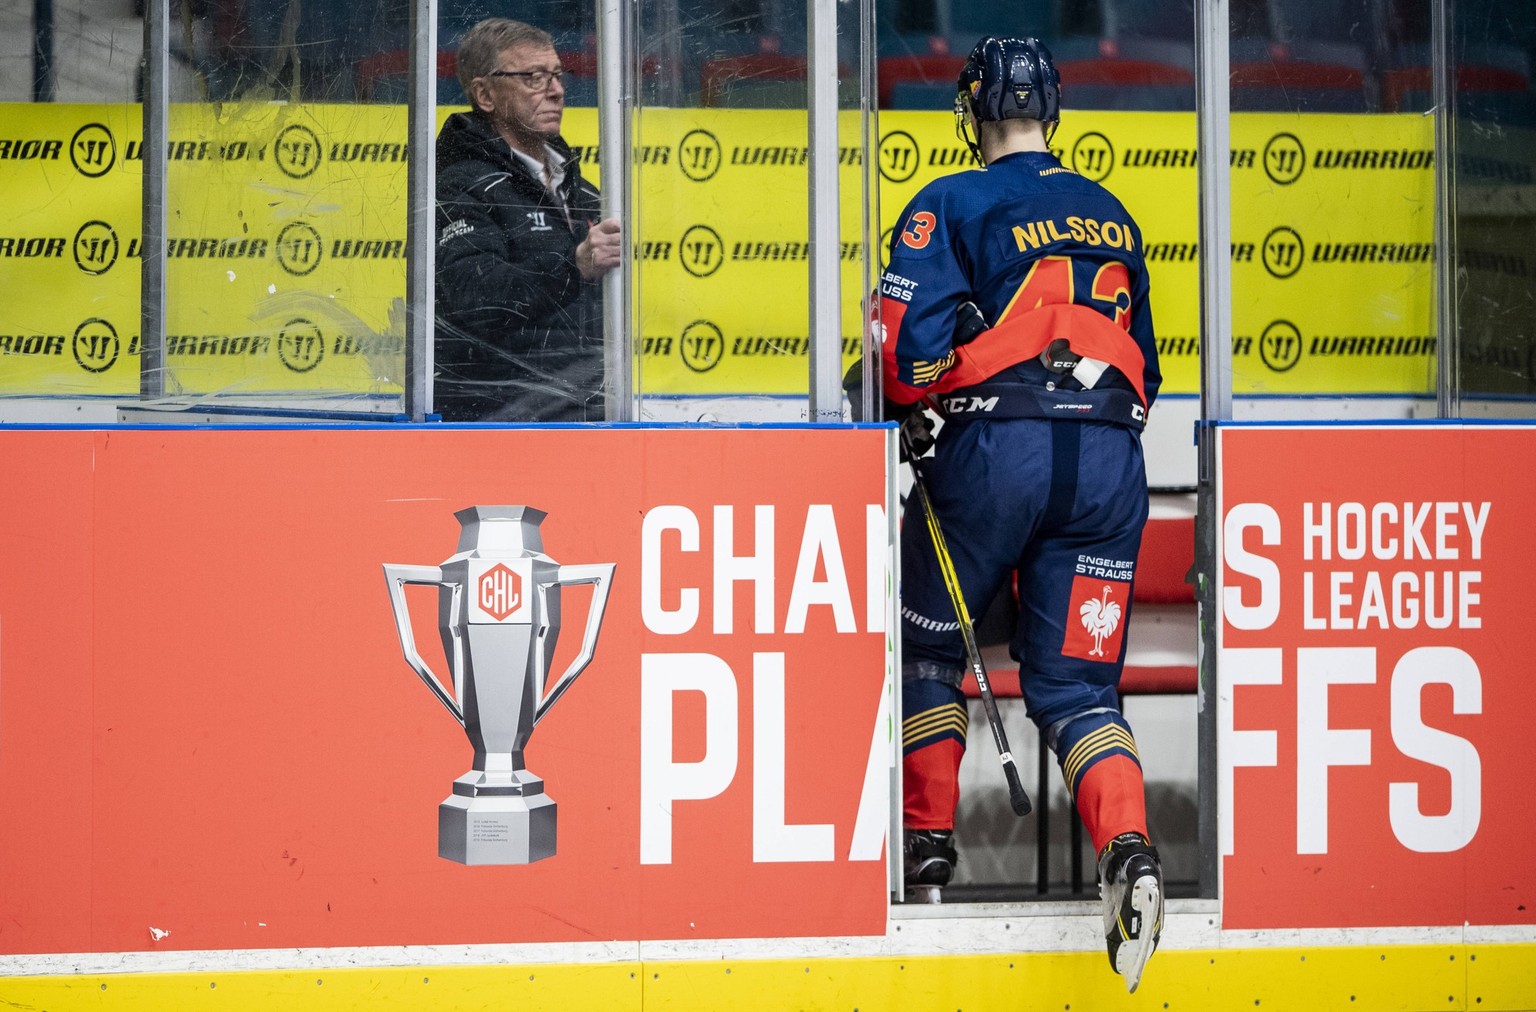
[
  {"left": 903, "top": 829, "right": 957, "bottom": 903},
  {"left": 1098, "top": 832, "right": 1163, "bottom": 993}
]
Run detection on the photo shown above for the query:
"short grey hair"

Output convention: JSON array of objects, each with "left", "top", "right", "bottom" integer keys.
[{"left": 456, "top": 18, "right": 555, "bottom": 99}]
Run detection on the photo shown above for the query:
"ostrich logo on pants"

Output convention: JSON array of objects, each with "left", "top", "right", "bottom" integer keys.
[{"left": 1063, "top": 576, "right": 1129, "bottom": 662}]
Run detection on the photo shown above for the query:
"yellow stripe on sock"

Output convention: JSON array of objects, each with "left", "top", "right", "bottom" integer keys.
[
  {"left": 901, "top": 714, "right": 969, "bottom": 743},
  {"left": 902, "top": 717, "right": 969, "bottom": 749},
  {"left": 1062, "top": 726, "right": 1138, "bottom": 786},
  {"left": 1062, "top": 725, "right": 1140, "bottom": 788},
  {"left": 901, "top": 704, "right": 970, "bottom": 748},
  {"left": 901, "top": 703, "right": 969, "bottom": 736}
]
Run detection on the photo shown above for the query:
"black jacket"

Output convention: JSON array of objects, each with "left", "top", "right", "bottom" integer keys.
[{"left": 434, "top": 111, "right": 605, "bottom": 422}]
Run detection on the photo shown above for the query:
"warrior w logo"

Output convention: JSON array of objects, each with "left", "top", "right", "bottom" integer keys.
[{"left": 527, "top": 211, "right": 552, "bottom": 231}]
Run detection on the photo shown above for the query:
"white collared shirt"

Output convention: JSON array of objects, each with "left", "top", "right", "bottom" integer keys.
[{"left": 508, "top": 142, "right": 570, "bottom": 225}]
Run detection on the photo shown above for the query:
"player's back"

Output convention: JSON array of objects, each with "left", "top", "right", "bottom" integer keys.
[{"left": 937, "top": 151, "right": 1147, "bottom": 327}]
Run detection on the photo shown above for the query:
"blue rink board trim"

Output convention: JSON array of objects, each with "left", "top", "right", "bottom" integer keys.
[
  {"left": 1212, "top": 417, "right": 1536, "bottom": 428},
  {"left": 0, "top": 420, "right": 899, "bottom": 432}
]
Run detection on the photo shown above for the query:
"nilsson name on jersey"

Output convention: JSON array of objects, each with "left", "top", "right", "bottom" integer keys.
[{"left": 1012, "top": 216, "right": 1136, "bottom": 253}]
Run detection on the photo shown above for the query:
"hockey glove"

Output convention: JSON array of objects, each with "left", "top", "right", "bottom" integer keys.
[
  {"left": 843, "top": 357, "right": 915, "bottom": 426},
  {"left": 896, "top": 405, "right": 936, "bottom": 461},
  {"left": 843, "top": 358, "right": 935, "bottom": 459},
  {"left": 842, "top": 357, "right": 871, "bottom": 421},
  {"left": 954, "top": 301, "right": 989, "bottom": 345}
]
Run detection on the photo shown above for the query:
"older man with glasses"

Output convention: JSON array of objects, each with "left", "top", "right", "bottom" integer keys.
[{"left": 434, "top": 18, "right": 623, "bottom": 422}]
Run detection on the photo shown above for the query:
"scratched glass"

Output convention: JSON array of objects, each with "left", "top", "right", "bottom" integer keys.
[
  {"left": 151, "top": 0, "right": 409, "bottom": 416},
  {"left": 1222, "top": 0, "right": 1536, "bottom": 423},
  {"left": 431, "top": 0, "right": 611, "bottom": 422},
  {"left": 1439, "top": 0, "right": 1536, "bottom": 418},
  {"left": 0, "top": 0, "right": 146, "bottom": 416},
  {"left": 625, "top": 0, "right": 874, "bottom": 422}
]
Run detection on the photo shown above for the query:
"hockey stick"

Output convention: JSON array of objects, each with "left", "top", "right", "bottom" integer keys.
[{"left": 904, "top": 430, "right": 1033, "bottom": 818}]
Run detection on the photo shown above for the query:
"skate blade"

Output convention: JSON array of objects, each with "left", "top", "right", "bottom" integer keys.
[
  {"left": 1116, "top": 876, "right": 1163, "bottom": 993},
  {"left": 905, "top": 885, "right": 944, "bottom": 904}
]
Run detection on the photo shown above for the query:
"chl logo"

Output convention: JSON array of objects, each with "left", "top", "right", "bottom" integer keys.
[
  {"left": 678, "top": 128, "right": 722, "bottom": 182},
  {"left": 1071, "top": 132, "right": 1115, "bottom": 182},
  {"left": 680, "top": 224, "right": 723, "bottom": 277},
  {"left": 878, "top": 130, "right": 920, "bottom": 183},
  {"left": 1262, "top": 226, "right": 1304, "bottom": 279},
  {"left": 478, "top": 563, "right": 523, "bottom": 621}
]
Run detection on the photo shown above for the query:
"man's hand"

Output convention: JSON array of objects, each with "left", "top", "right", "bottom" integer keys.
[{"left": 576, "top": 218, "right": 622, "bottom": 280}]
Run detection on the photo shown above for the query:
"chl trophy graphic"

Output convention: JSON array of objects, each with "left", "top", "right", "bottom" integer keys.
[{"left": 384, "top": 506, "right": 615, "bottom": 865}]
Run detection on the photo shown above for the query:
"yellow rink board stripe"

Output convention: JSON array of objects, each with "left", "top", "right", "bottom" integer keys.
[{"left": 0, "top": 944, "right": 1532, "bottom": 1011}]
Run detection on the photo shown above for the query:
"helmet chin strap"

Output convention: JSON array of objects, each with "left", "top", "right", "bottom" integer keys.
[
  {"left": 955, "top": 106, "right": 1060, "bottom": 167},
  {"left": 955, "top": 94, "right": 985, "bottom": 166},
  {"left": 955, "top": 84, "right": 1061, "bottom": 168}
]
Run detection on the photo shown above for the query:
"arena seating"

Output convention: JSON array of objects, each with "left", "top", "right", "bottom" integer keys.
[
  {"left": 1380, "top": 42, "right": 1532, "bottom": 122},
  {"left": 1229, "top": 38, "right": 1371, "bottom": 112},
  {"left": 1052, "top": 36, "right": 1197, "bottom": 111},
  {"left": 353, "top": 45, "right": 659, "bottom": 107}
]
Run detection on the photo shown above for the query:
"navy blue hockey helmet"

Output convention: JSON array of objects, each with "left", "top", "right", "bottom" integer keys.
[{"left": 956, "top": 36, "right": 1061, "bottom": 163}]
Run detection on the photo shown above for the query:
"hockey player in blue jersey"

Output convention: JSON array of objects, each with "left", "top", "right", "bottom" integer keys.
[{"left": 882, "top": 36, "right": 1164, "bottom": 991}]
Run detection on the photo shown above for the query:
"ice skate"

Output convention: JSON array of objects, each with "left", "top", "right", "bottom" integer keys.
[
  {"left": 1098, "top": 832, "right": 1163, "bottom": 993},
  {"left": 903, "top": 829, "right": 957, "bottom": 903}
]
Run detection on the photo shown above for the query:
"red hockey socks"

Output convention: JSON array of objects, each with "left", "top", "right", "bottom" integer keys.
[
  {"left": 902, "top": 677, "right": 969, "bottom": 830},
  {"left": 1057, "top": 712, "right": 1150, "bottom": 853}
]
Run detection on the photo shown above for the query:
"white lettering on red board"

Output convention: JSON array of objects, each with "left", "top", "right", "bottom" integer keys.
[
  {"left": 636, "top": 504, "right": 891, "bottom": 866},
  {"left": 1221, "top": 500, "right": 1486, "bottom": 858},
  {"left": 1227, "top": 501, "right": 1490, "bottom": 631}
]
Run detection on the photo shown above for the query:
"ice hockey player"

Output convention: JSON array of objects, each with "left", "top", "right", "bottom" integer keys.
[{"left": 878, "top": 34, "right": 1165, "bottom": 992}]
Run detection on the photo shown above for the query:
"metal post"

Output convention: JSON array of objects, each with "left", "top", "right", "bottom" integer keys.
[
  {"left": 140, "top": 0, "right": 168, "bottom": 400},
  {"left": 1432, "top": 0, "right": 1459, "bottom": 418},
  {"left": 599, "top": 0, "right": 635, "bottom": 421},
  {"left": 1196, "top": 0, "right": 1232, "bottom": 430},
  {"left": 858, "top": 0, "right": 882, "bottom": 424},
  {"left": 403, "top": 0, "right": 437, "bottom": 421},
  {"left": 807, "top": 0, "right": 842, "bottom": 421},
  {"left": 1192, "top": 0, "right": 1232, "bottom": 901},
  {"left": 32, "top": 0, "right": 54, "bottom": 102}
]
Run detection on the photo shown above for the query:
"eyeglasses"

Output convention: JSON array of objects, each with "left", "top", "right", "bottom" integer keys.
[{"left": 486, "top": 68, "right": 565, "bottom": 91}]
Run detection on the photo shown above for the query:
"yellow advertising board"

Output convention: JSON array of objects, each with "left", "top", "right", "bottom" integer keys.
[
  {"left": 876, "top": 111, "right": 1437, "bottom": 397},
  {"left": 0, "top": 102, "right": 1434, "bottom": 401}
]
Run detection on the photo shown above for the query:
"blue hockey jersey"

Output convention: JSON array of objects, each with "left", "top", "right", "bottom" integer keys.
[{"left": 879, "top": 150, "right": 1160, "bottom": 427}]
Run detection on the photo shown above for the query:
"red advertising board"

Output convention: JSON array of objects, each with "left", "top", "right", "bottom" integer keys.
[
  {"left": 0, "top": 426, "right": 892, "bottom": 955},
  {"left": 1219, "top": 424, "right": 1536, "bottom": 929}
]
